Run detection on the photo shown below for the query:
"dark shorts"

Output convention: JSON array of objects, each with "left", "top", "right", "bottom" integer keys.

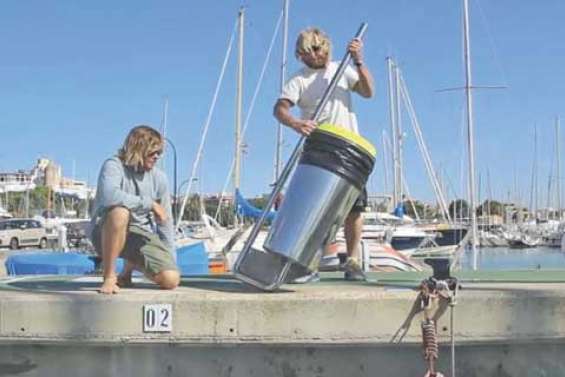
[
  {"left": 92, "top": 220, "right": 178, "bottom": 276},
  {"left": 350, "top": 187, "right": 368, "bottom": 213}
]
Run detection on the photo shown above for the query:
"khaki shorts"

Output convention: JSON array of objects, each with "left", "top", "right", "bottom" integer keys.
[
  {"left": 350, "top": 187, "right": 368, "bottom": 213},
  {"left": 92, "top": 222, "right": 178, "bottom": 276}
]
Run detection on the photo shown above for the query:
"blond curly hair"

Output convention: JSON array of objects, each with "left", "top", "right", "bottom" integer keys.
[
  {"left": 295, "top": 27, "right": 332, "bottom": 60},
  {"left": 118, "top": 125, "right": 163, "bottom": 171}
]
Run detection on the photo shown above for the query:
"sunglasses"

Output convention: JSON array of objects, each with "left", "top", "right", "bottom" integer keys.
[{"left": 148, "top": 150, "right": 163, "bottom": 159}]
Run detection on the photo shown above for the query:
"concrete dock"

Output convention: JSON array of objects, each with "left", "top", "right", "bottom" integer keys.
[{"left": 1, "top": 271, "right": 565, "bottom": 376}]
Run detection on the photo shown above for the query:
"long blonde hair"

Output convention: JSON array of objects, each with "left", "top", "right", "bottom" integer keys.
[
  {"left": 118, "top": 125, "right": 163, "bottom": 171},
  {"left": 295, "top": 27, "right": 332, "bottom": 60}
]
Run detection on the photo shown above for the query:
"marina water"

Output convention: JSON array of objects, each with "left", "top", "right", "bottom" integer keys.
[{"left": 459, "top": 246, "right": 565, "bottom": 271}]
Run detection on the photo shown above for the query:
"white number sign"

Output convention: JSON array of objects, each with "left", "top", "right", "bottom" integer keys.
[{"left": 143, "top": 304, "right": 173, "bottom": 333}]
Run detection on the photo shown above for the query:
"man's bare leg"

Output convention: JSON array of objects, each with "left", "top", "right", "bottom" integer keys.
[
  {"left": 344, "top": 211, "right": 362, "bottom": 261},
  {"left": 117, "top": 261, "right": 135, "bottom": 288},
  {"left": 343, "top": 211, "right": 366, "bottom": 280},
  {"left": 99, "top": 207, "right": 130, "bottom": 294}
]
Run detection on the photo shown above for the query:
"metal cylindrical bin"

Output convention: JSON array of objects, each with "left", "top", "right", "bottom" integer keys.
[{"left": 263, "top": 123, "right": 376, "bottom": 270}]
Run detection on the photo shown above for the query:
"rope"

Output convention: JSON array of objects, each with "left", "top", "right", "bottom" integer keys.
[
  {"left": 449, "top": 279, "right": 459, "bottom": 377},
  {"left": 422, "top": 319, "right": 439, "bottom": 362},
  {"left": 176, "top": 19, "right": 237, "bottom": 226},
  {"left": 419, "top": 276, "right": 458, "bottom": 377}
]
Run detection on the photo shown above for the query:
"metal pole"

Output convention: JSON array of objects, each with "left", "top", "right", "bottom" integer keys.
[
  {"left": 235, "top": 23, "right": 369, "bottom": 271},
  {"left": 386, "top": 57, "right": 399, "bottom": 206},
  {"left": 234, "top": 7, "right": 244, "bottom": 191},
  {"left": 556, "top": 116, "right": 561, "bottom": 220},
  {"left": 159, "top": 97, "right": 169, "bottom": 172},
  {"left": 394, "top": 64, "right": 403, "bottom": 205},
  {"left": 275, "top": 0, "right": 289, "bottom": 181},
  {"left": 463, "top": 0, "right": 478, "bottom": 269},
  {"left": 165, "top": 138, "right": 178, "bottom": 226},
  {"left": 160, "top": 96, "right": 169, "bottom": 138}
]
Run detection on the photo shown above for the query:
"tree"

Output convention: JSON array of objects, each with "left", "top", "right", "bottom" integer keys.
[
  {"left": 476, "top": 200, "right": 504, "bottom": 217},
  {"left": 402, "top": 199, "right": 438, "bottom": 220},
  {"left": 449, "top": 199, "right": 470, "bottom": 220}
]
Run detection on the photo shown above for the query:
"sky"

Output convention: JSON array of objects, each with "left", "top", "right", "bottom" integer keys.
[{"left": 1, "top": 0, "right": 564, "bottom": 208}]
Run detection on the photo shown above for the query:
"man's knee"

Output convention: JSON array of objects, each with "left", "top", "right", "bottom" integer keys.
[
  {"left": 105, "top": 207, "right": 130, "bottom": 230},
  {"left": 155, "top": 269, "right": 180, "bottom": 290}
]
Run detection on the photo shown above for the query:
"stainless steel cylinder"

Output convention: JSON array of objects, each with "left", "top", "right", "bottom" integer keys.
[
  {"left": 262, "top": 123, "right": 376, "bottom": 273},
  {"left": 264, "top": 163, "right": 360, "bottom": 268}
]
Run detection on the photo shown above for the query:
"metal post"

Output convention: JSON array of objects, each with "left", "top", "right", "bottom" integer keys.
[
  {"left": 556, "top": 116, "right": 561, "bottom": 220},
  {"left": 394, "top": 63, "right": 403, "bottom": 205},
  {"left": 386, "top": 57, "right": 398, "bottom": 206},
  {"left": 234, "top": 7, "right": 244, "bottom": 191},
  {"left": 165, "top": 138, "right": 178, "bottom": 226},
  {"left": 275, "top": 0, "right": 289, "bottom": 181},
  {"left": 463, "top": 0, "right": 478, "bottom": 269}
]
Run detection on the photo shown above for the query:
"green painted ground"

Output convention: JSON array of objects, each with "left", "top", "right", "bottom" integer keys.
[{"left": 2, "top": 269, "right": 565, "bottom": 294}]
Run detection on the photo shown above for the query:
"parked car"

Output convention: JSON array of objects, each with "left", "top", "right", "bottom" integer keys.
[
  {"left": 65, "top": 220, "right": 91, "bottom": 248},
  {"left": 0, "top": 219, "right": 49, "bottom": 249}
]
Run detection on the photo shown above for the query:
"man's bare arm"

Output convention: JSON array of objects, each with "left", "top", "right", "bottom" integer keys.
[
  {"left": 349, "top": 38, "right": 374, "bottom": 98},
  {"left": 274, "top": 98, "right": 317, "bottom": 136}
]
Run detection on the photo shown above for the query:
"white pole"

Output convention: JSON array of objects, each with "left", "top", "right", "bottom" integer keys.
[
  {"left": 274, "top": 0, "right": 289, "bottom": 181},
  {"left": 381, "top": 130, "right": 389, "bottom": 200},
  {"left": 394, "top": 64, "right": 404, "bottom": 205},
  {"left": 234, "top": 7, "right": 244, "bottom": 191},
  {"left": 556, "top": 116, "right": 561, "bottom": 220},
  {"left": 160, "top": 96, "right": 169, "bottom": 137},
  {"left": 386, "top": 57, "right": 399, "bottom": 206},
  {"left": 159, "top": 97, "right": 169, "bottom": 172},
  {"left": 463, "top": 0, "right": 478, "bottom": 269}
]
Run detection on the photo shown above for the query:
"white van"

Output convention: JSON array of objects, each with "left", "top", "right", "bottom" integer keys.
[{"left": 0, "top": 219, "right": 49, "bottom": 249}]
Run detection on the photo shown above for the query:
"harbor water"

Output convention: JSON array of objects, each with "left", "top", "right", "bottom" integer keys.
[{"left": 459, "top": 246, "right": 565, "bottom": 271}]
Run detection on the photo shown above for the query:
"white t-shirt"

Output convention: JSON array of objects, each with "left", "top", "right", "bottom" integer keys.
[{"left": 280, "top": 61, "right": 360, "bottom": 134}]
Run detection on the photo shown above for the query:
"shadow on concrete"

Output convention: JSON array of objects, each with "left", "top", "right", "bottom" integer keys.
[
  {"left": 179, "top": 276, "right": 294, "bottom": 294},
  {"left": 5, "top": 279, "right": 100, "bottom": 293}
]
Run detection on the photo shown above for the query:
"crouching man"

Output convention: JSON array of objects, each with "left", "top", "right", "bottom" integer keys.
[{"left": 90, "top": 125, "right": 180, "bottom": 294}]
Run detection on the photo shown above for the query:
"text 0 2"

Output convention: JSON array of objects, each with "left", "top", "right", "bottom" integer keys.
[{"left": 143, "top": 304, "right": 173, "bottom": 333}]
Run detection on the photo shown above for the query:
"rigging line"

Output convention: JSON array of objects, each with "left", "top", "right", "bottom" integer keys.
[
  {"left": 213, "top": 10, "right": 284, "bottom": 221},
  {"left": 398, "top": 72, "right": 451, "bottom": 222},
  {"left": 529, "top": 125, "right": 537, "bottom": 214},
  {"left": 176, "top": 19, "right": 237, "bottom": 226},
  {"left": 441, "top": 166, "right": 460, "bottom": 208},
  {"left": 547, "top": 136, "right": 556, "bottom": 209},
  {"left": 472, "top": 0, "right": 509, "bottom": 86},
  {"left": 458, "top": 93, "right": 467, "bottom": 220},
  {"left": 242, "top": 10, "right": 283, "bottom": 141},
  {"left": 382, "top": 130, "right": 391, "bottom": 201},
  {"left": 400, "top": 169, "right": 420, "bottom": 221}
]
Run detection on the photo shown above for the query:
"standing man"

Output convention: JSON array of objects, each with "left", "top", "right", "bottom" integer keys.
[
  {"left": 90, "top": 125, "right": 180, "bottom": 294},
  {"left": 274, "top": 27, "right": 375, "bottom": 281}
]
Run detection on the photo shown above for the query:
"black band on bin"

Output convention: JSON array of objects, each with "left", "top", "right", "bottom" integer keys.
[{"left": 300, "top": 130, "right": 375, "bottom": 190}]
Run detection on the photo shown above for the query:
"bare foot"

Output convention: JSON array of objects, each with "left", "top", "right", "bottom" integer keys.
[
  {"left": 98, "top": 276, "right": 120, "bottom": 294},
  {"left": 117, "top": 274, "right": 134, "bottom": 288}
]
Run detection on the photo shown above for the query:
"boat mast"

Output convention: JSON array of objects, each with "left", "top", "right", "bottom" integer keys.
[
  {"left": 394, "top": 65, "right": 404, "bottom": 207},
  {"left": 462, "top": 0, "right": 478, "bottom": 269},
  {"left": 159, "top": 96, "right": 169, "bottom": 172},
  {"left": 529, "top": 125, "right": 538, "bottom": 218},
  {"left": 274, "top": 0, "right": 289, "bottom": 182},
  {"left": 556, "top": 116, "right": 561, "bottom": 220},
  {"left": 160, "top": 96, "right": 169, "bottom": 138},
  {"left": 386, "top": 57, "right": 399, "bottom": 207},
  {"left": 234, "top": 7, "right": 244, "bottom": 193}
]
